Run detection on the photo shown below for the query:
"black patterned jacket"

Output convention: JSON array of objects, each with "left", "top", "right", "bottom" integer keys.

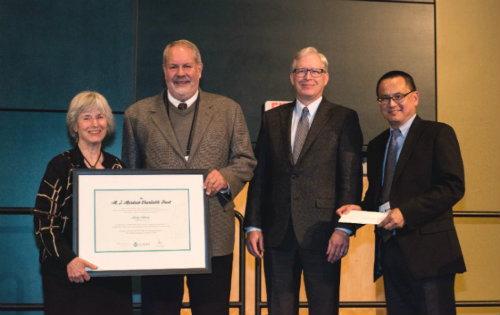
[{"left": 33, "top": 147, "right": 123, "bottom": 268}]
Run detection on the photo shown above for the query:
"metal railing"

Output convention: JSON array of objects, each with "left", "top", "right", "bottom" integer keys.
[
  {"left": 252, "top": 210, "right": 500, "bottom": 314},
  {"left": 0, "top": 208, "right": 246, "bottom": 314},
  {"left": 2, "top": 208, "right": 499, "bottom": 314}
]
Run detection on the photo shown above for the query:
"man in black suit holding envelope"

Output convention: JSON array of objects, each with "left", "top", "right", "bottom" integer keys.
[{"left": 338, "top": 70, "right": 466, "bottom": 315}]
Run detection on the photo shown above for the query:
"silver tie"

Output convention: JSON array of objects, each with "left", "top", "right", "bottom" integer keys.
[{"left": 292, "top": 107, "right": 310, "bottom": 164}]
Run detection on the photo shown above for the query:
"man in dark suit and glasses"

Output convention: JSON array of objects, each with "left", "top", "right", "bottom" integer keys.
[
  {"left": 244, "top": 46, "right": 363, "bottom": 315},
  {"left": 338, "top": 70, "right": 466, "bottom": 315}
]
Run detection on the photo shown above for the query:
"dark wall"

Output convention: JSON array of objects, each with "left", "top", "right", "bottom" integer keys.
[
  {"left": 0, "top": 0, "right": 435, "bottom": 308},
  {"left": 0, "top": 1, "right": 136, "bottom": 110},
  {"left": 136, "top": 0, "right": 436, "bottom": 140}
]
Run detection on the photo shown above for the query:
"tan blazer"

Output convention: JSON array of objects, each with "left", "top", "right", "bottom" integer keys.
[{"left": 122, "top": 90, "right": 256, "bottom": 256}]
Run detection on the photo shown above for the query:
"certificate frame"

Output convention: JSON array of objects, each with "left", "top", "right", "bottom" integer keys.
[{"left": 73, "top": 169, "right": 210, "bottom": 277}]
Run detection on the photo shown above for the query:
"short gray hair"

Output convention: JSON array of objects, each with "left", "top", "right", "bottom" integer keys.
[
  {"left": 290, "top": 46, "right": 329, "bottom": 73},
  {"left": 163, "top": 39, "right": 202, "bottom": 65},
  {"left": 66, "top": 91, "right": 115, "bottom": 143}
]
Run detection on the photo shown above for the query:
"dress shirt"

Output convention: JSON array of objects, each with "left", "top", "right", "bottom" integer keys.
[
  {"left": 381, "top": 114, "right": 417, "bottom": 185},
  {"left": 290, "top": 97, "right": 322, "bottom": 152},
  {"left": 167, "top": 90, "right": 199, "bottom": 108},
  {"left": 378, "top": 114, "right": 416, "bottom": 219}
]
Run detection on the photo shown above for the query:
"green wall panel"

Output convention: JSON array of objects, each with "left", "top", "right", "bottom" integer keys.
[
  {"left": 0, "top": 0, "right": 136, "bottom": 111},
  {"left": 0, "top": 215, "right": 43, "bottom": 308}
]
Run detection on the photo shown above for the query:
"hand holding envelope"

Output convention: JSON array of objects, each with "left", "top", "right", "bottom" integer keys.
[
  {"left": 336, "top": 204, "right": 388, "bottom": 225},
  {"left": 338, "top": 210, "right": 388, "bottom": 225}
]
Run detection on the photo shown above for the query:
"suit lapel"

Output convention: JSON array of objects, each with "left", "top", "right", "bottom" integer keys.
[
  {"left": 150, "top": 96, "right": 185, "bottom": 158},
  {"left": 393, "top": 116, "right": 423, "bottom": 182},
  {"left": 372, "top": 130, "right": 390, "bottom": 198},
  {"left": 279, "top": 103, "right": 294, "bottom": 164},
  {"left": 188, "top": 93, "right": 215, "bottom": 163},
  {"left": 295, "top": 99, "right": 332, "bottom": 163}
]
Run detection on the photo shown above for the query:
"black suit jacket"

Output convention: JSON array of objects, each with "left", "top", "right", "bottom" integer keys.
[
  {"left": 363, "top": 116, "right": 466, "bottom": 280},
  {"left": 245, "top": 98, "right": 363, "bottom": 250}
]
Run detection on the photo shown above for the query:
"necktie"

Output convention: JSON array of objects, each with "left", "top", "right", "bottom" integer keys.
[
  {"left": 292, "top": 107, "right": 309, "bottom": 164},
  {"left": 380, "top": 129, "right": 401, "bottom": 204},
  {"left": 380, "top": 128, "right": 401, "bottom": 242},
  {"left": 178, "top": 102, "right": 187, "bottom": 110}
]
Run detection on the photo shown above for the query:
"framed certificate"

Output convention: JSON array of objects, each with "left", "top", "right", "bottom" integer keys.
[{"left": 72, "top": 169, "right": 210, "bottom": 277}]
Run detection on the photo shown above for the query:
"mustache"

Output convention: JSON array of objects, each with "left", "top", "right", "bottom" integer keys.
[{"left": 173, "top": 75, "right": 191, "bottom": 82}]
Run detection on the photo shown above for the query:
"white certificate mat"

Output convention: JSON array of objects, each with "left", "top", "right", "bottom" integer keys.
[
  {"left": 73, "top": 169, "right": 210, "bottom": 276},
  {"left": 338, "top": 210, "right": 388, "bottom": 225},
  {"left": 94, "top": 189, "right": 190, "bottom": 252}
]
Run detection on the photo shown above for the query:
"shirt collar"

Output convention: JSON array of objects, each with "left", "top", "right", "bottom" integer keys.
[
  {"left": 391, "top": 114, "right": 416, "bottom": 138},
  {"left": 167, "top": 90, "right": 199, "bottom": 108},
  {"left": 295, "top": 96, "right": 322, "bottom": 117}
]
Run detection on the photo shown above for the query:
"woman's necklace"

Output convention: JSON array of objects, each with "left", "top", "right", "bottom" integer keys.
[{"left": 83, "top": 151, "right": 102, "bottom": 169}]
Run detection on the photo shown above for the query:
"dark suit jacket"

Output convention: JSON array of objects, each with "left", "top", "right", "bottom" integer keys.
[
  {"left": 245, "top": 98, "right": 363, "bottom": 250},
  {"left": 122, "top": 90, "right": 257, "bottom": 257},
  {"left": 363, "top": 116, "right": 466, "bottom": 280}
]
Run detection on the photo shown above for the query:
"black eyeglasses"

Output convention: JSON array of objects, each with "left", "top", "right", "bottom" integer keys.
[
  {"left": 292, "top": 68, "right": 326, "bottom": 78},
  {"left": 377, "top": 90, "right": 415, "bottom": 104}
]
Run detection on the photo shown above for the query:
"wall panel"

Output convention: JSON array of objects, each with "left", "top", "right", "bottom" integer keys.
[
  {"left": 136, "top": 0, "right": 436, "bottom": 141},
  {"left": 0, "top": 215, "right": 41, "bottom": 307},
  {"left": 0, "top": 1, "right": 136, "bottom": 111}
]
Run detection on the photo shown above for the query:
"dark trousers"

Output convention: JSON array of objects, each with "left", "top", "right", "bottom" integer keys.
[
  {"left": 41, "top": 264, "right": 132, "bottom": 315},
  {"left": 141, "top": 254, "right": 233, "bottom": 315},
  {"left": 263, "top": 223, "right": 341, "bottom": 315},
  {"left": 382, "top": 238, "right": 457, "bottom": 315}
]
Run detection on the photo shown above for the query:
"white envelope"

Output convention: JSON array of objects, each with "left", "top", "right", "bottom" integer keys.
[{"left": 338, "top": 210, "right": 388, "bottom": 225}]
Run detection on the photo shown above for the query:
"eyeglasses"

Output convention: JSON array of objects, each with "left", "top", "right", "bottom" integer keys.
[
  {"left": 377, "top": 90, "right": 415, "bottom": 104},
  {"left": 292, "top": 68, "right": 326, "bottom": 78}
]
